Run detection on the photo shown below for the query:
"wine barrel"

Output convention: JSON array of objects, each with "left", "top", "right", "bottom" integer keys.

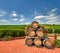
[
  {"left": 25, "top": 25, "right": 33, "bottom": 35},
  {"left": 48, "top": 34, "right": 56, "bottom": 45},
  {"left": 34, "top": 38, "right": 42, "bottom": 47},
  {"left": 28, "top": 30, "right": 35, "bottom": 37},
  {"left": 28, "top": 27, "right": 33, "bottom": 32},
  {"left": 43, "top": 38, "right": 53, "bottom": 48},
  {"left": 31, "top": 21, "right": 39, "bottom": 29},
  {"left": 36, "top": 29, "right": 44, "bottom": 38},
  {"left": 25, "top": 25, "right": 36, "bottom": 37},
  {"left": 25, "top": 38, "right": 33, "bottom": 46}
]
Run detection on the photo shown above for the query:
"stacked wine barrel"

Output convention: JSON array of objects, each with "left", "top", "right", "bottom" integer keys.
[{"left": 25, "top": 21, "right": 56, "bottom": 48}]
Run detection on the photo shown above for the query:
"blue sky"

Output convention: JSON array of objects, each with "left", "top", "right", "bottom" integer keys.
[{"left": 0, "top": 0, "right": 60, "bottom": 25}]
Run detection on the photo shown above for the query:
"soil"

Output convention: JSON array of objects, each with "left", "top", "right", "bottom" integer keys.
[{"left": 0, "top": 39, "right": 60, "bottom": 53}]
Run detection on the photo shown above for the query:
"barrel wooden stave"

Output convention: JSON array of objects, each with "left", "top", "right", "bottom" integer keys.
[
  {"left": 28, "top": 30, "right": 35, "bottom": 37},
  {"left": 43, "top": 38, "right": 53, "bottom": 48},
  {"left": 36, "top": 30, "right": 44, "bottom": 38},
  {"left": 24, "top": 21, "right": 56, "bottom": 48},
  {"left": 25, "top": 26, "right": 35, "bottom": 37},
  {"left": 25, "top": 25, "right": 34, "bottom": 35},
  {"left": 31, "top": 21, "right": 39, "bottom": 29},
  {"left": 48, "top": 34, "right": 56, "bottom": 45},
  {"left": 25, "top": 38, "right": 33, "bottom": 46},
  {"left": 34, "top": 38, "right": 42, "bottom": 47}
]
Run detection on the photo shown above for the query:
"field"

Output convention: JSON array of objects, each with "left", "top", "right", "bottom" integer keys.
[
  {"left": 44, "top": 24, "right": 60, "bottom": 30},
  {"left": 0, "top": 24, "right": 60, "bottom": 40},
  {"left": 0, "top": 25, "right": 26, "bottom": 30},
  {"left": 44, "top": 24, "right": 60, "bottom": 33},
  {"left": 0, "top": 24, "right": 60, "bottom": 30},
  {"left": 0, "top": 25, "right": 60, "bottom": 32}
]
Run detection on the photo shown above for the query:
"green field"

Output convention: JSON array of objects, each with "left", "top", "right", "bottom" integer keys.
[
  {"left": 0, "top": 25, "right": 60, "bottom": 40},
  {"left": 44, "top": 24, "right": 60, "bottom": 33},
  {"left": 0, "top": 25, "right": 26, "bottom": 30},
  {"left": 0, "top": 25, "right": 60, "bottom": 30},
  {"left": 0, "top": 25, "right": 60, "bottom": 33},
  {"left": 44, "top": 25, "right": 60, "bottom": 29}
]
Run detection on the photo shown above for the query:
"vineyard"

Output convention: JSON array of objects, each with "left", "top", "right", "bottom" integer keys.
[{"left": 0, "top": 25, "right": 60, "bottom": 40}]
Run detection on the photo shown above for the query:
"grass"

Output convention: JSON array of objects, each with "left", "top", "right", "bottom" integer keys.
[
  {"left": 0, "top": 25, "right": 60, "bottom": 30},
  {"left": 0, "top": 24, "right": 60, "bottom": 34},
  {"left": 44, "top": 25, "right": 60, "bottom": 29},
  {"left": 0, "top": 25, "right": 26, "bottom": 30},
  {"left": 0, "top": 24, "right": 60, "bottom": 41}
]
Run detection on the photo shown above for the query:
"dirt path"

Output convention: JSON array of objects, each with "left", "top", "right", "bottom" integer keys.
[{"left": 0, "top": 39, "right": 60, "bottom": 53}]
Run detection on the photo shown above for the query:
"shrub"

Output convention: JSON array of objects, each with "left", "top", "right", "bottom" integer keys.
[
  {"left": 10, "top": 30, "right": 17, "bottom": 37},
  {"left": 55, "top": 39, "right": 60, "bottom": 48},
  {"left": 8, "top": 30, "right": 25, "bottom": 37},
  {"left": 0, "top": 30, "right": 3, "bottom": 38},
  {"left": 48, "top": 29, "right": 60, "bottom": 33},
  {"left": 18, "top": 30, "right": 25, "bottom": 37},
  {"left": 0, "top": 30, "right": 25, "bottom": 38},
  {"left": 0, "top": 30, "right": 8, "bottom": 38},
  {"left": 48, "top": 29, "right": 52, "bottom": 33},
  {"left": 0, "top": 28, "right": 60, "bottom": 39},
  {"left": 55, "top": 29, "right": 60, "bottom": 34},
  {"left": 2, "top": 36, "right": 12, "bottom": 41}
]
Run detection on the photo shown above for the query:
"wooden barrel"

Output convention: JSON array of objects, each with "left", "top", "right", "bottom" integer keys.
[
  {"left": 25, "top": 38, "right": 33, "bottom": 46},
  {"left": 48, "top": 34, "right": 56, "bottom": 45},
  {"left": 43, "top": 38, "right": 53, "bottom": 48},
  {"left": 34, "top": 38, "right": 42, "bottom": 47},
  {"left": 28, "top": 30, "right": 35, "bottom": 37},
  {"left": 25, "top": 25, "right": 36, "bottom": 37},
  {"left": 25, "top": 25, "right": 33, "bottom": 35},
  {"left": 28, "top": 27, "right": 33, "bottom": 32},
  {"left": 31, "top": 21, "right": 39, "bottom": 29},
  {"left": 36, "top": 29, "right": 44, "bottom": 38}
]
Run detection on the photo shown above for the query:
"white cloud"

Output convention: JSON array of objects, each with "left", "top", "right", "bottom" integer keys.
[
  {"left": 33, "top": 8, "right": 59, "bottom": 24},
  {"left": 12, "top": 18, "right": 18, "bottom": 21},
  {"left": 19, "top": 15, "right": 24, "bottom": 18},
  {"left": 51, "top": 8, "right": 57, "bottom": 12},
  {"left": 34, "top": 19, "right": 45, "bottom": 24},
  {"left": 34, "top": 15, "right": 45, "bottom": 19},
  {"left": 0, "top": 11, "right": 7, "bottom": 16},
  {"left": 0, "top": 20, "right": 6, "bottom": 22},
  {"left": 19, "top": 18, "right": 25, "bottom": 21},
  {"left": 31, "top": 11, "right": 41, "bottom": 17},
  {"left": 47, "top": 20, "right": 57, "bottom": 23},
  {"left": 11, "top": 11, "right": 17, "bottom": 17},
  {"left": 19, "top": 15, "right": 25, "bottom": 21},
  {"left": 46, "top": 13, "right": 59, "bottom": 24},
  {"left": 0, "top": 19, "right": 10, "bottom": 23},
  {"left": 10, "top": 14, "right": 25, "bottom": 22},
  {"left": 34, "top": 11, "right": 41, "bottom": 15},
  {"left": 0, "top": 19, "right": 7, "bottom": 22},
  {"left": 46, "top": 14, "right": 57, "bottom": 20}
]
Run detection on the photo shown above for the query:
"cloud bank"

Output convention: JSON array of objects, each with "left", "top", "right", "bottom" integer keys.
[{"left": 0, "top": 8, "right": 60, "bottom": 25}]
